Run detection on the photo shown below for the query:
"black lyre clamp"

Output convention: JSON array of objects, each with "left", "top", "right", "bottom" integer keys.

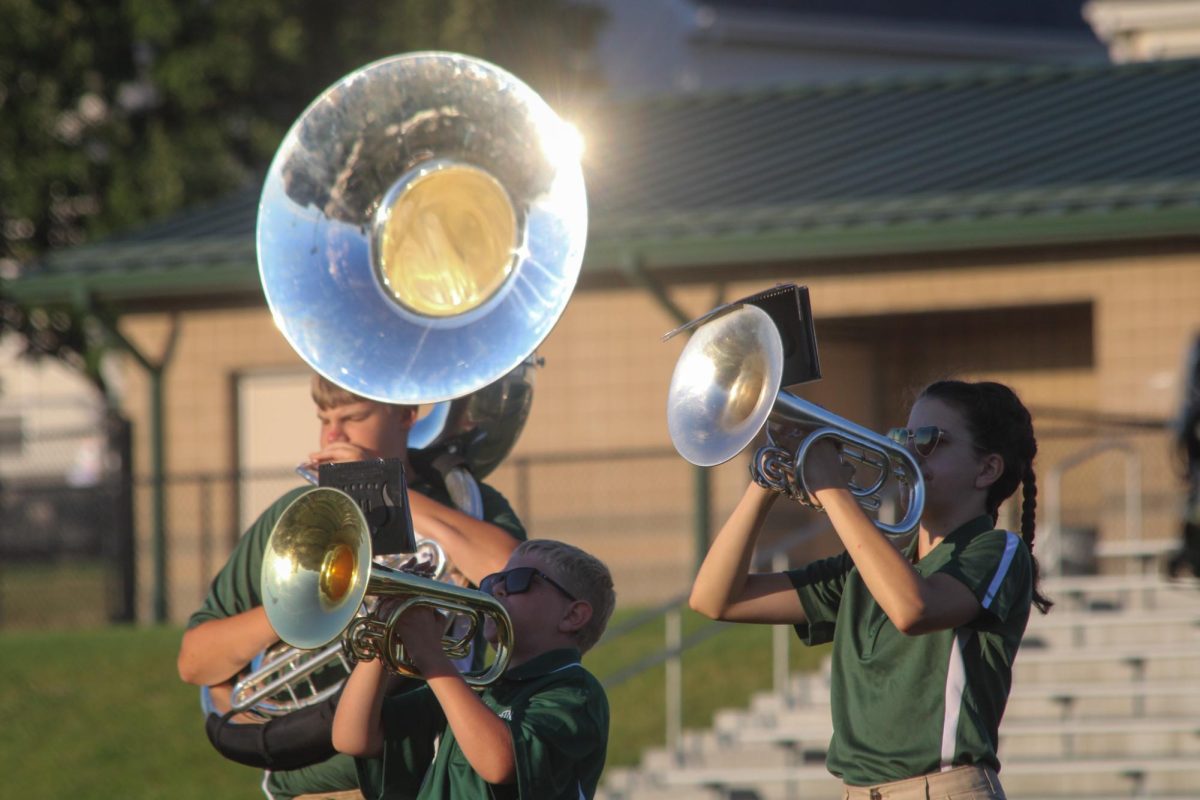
[
  {"left": 662, "top": 282, "right": 822, "bottom": 389},
  {"left": 317, "top": 457, "right": 416, "bottom": 556}
]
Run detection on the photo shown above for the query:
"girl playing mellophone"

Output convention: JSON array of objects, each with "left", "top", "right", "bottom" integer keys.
[{"left": 689, "top": 379, "right": 1051, "bottom": 800}]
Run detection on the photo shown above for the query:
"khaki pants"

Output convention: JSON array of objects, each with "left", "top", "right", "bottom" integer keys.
[{"left": 842, "top": 764, "right": 1006, "bottom": 800}]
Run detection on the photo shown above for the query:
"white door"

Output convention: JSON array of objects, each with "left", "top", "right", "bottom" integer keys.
[{"left": 235, "top": 369, "right": 314, "bottom": 531}]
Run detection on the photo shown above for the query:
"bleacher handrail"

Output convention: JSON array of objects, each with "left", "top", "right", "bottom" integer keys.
[
  {"left": 594, "top": 520, "right": 825, "bottom": 756},
  {"left": 1042, "top": 439, "right": 1142, "bottom": 576}
]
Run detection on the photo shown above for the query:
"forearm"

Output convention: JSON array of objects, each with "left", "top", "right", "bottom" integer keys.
[
  {"left": 690, "top": 483, "right": 779, "bottom": 619},
  {"left": 815, "top": 488, "right": 930, "bottom": 630},
  {"left": 177, "top": 606, "right": 278, "bottom": 685},
  {"left": 331, "top": 659, "right": 388, "bottom": 758},
  {"left": 408, "top": 493, "right": 519, "bottom": 585},
  {"left": 423, "top": 662, "right": 515, "bottom": 784}
]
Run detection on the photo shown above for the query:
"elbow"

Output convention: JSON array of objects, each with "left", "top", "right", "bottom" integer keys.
[
  {"left": 176, "top": 632, "right": 204, "bottom": 685},
  {"left": 475, "top": 756, "right": 516, "bottom": 785},
  {"left": 889, "top": 603, "right": 930, "bottom": 636},
  {"left": 332, "top": 726, "right": 377, "bottom": 758},
  {"left": 331, "top": 731, "right": 357, "bottom": 756},
  {"left": 687, "top": 591, "right": 725, "bottom": 621}
]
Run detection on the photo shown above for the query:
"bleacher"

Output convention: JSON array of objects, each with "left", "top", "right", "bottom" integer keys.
[{"left": 599, "top": 568, "right": 1200, "bottom": 799}]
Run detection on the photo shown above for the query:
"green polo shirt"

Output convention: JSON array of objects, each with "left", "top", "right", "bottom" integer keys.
[
  {"left": 789, "top": 515, "right": 1032, "bottom": 786},
  {"left": 186, "top": 476, "right": 525, "bottom": 800},
  {"left": 356, "top": 648, "right": 610, "bottom": 800}
]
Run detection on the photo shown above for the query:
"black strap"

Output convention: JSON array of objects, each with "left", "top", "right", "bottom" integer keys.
[{"left": 204, "top": 693, "right": 338, "bottom": 770}]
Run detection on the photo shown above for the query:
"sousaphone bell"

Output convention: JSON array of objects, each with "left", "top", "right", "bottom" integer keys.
[{"left": 257, "top": 51, "right": 587, "bottom": 405}]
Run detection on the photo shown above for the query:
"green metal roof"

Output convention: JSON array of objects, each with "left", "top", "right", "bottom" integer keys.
[{"left": 11, "top": 57, "right": 1200, "bottom": 306}]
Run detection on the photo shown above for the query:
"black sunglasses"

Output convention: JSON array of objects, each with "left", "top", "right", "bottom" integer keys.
[
  {"left": 886, "top": 426, "right": 945, "bottom": 458},
  {"left": 479, "top": 566, "right": 577, "bottom": 602}
]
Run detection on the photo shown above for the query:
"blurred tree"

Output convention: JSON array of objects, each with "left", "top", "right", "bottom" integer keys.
[
  {"left": 0, "top": 0, "right": 606, "bottom": 390},
  {"left": 0, "top": 295, "right": 111, "bottom": 396},
  {"left": 0, "top": 0, "right": 606, "bottom": 267}
]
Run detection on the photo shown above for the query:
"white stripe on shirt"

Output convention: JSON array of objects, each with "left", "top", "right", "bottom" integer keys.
[
  {"left": 941, "top": 530, "right": 1020, "bottom": 769},
  {"left": 982, "top": 531, "right": 1020, "bottom": 610},
  {"left": 940, "top": 629, "right": 970, "bottom": 769}
]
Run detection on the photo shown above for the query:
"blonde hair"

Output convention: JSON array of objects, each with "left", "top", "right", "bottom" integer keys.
[
  {"left": 310, "top": 373, "right": 414, "bottom": 413},
  {"left": 512, "top": 539, "right": 616, "bottom": 653},
  {"left": 310, "top": 374, "right": 367, "bottom": 410}
]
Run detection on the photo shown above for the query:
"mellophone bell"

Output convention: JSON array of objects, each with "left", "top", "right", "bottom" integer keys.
[{"left": 201, "top": 50, "right": 585, "bottom": 766}]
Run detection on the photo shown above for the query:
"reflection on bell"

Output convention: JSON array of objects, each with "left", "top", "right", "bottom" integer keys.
[
  {"left": 667, "top": 306, "right": 783, "bottom": 467},
  {"left": 262, "top": 486, "right": 515, "bottom": 686},
  {"left": 375, "top": 161, "right": 517, "bottom": 317},
  {"left": 257, "top": 51, "right": 587, "bottom": 405}
]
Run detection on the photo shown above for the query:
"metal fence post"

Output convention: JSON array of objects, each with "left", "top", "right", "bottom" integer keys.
[
  {"left": 666, "top": 606, "right": 683, "bottom": 762},
  {"left": 772, "top": 551, "right": 791, "bottom": 700},
  {"left": 109, "top": 412, "right": 136, "bottom": 623}
]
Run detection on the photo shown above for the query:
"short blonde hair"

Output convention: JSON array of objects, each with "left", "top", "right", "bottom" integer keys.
[
  {"left": 310, "top": 373, "right": 415, "bottom": 413},
  {"left": 310, "top": 374, "right": 367, "bottom": 410},
  {"left": 513, "top": 539, "right": 615, "bottom": 654}
]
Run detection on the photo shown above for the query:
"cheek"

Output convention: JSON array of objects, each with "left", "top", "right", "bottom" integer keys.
[{"left": 348, "top": 419, "right": 384, "bottom": 446}]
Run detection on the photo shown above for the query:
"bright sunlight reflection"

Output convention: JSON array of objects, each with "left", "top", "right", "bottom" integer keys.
[{"left": 544, "top": 119, "right": 585, "bottom": 169}]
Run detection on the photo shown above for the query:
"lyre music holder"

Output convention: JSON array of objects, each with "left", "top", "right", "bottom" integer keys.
[
  {"left": 317, "top": 457, "right": 416, "bottom": 555},
  {"left": 663, "top": 283, "right": 822, "bottom": 388}
]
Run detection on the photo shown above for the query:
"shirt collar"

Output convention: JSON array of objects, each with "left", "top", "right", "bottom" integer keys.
[
  {"left": 904, "top": 513, "right": 995, "bottom": 562},
  {"left": 501, "top": 648, "right": 582, "bottom": 682},
  {"left": 945, "top": 513, "right": 996, "bottom": 543}
]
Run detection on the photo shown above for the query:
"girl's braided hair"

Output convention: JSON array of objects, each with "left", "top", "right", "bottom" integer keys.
[{"left": 920, "top": 380, "right": 1053, "bottom": 614}]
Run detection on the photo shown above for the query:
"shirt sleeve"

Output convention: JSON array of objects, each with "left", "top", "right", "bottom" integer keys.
[
  {"left": 787, "top": 552, "right": 854, "bottom": 646},
  {"left": 936, "top": 529, "right": 1031, "bottom": 624},
  {"left": 508, "top": 674, "right": 609, "bottom": 799},
  {"left": 479, "top": 483, "right": 527, "bottom": 542},
  {"left": 186, "top": 486, "right": 310, "bottom": 629}
]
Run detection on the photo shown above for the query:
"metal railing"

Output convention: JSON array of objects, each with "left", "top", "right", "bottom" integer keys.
[
  {"left": 595, "top": 521, "right": 823, "bottom": 759},
  {"left": 1042, "top": 439, "right": 1142, "bottom": 577}
]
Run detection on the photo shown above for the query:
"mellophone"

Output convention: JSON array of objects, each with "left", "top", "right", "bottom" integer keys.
[
  {"left": 664, "top": 285, "right": 926, "bottom": 538},
  {"left": 202, "top": 49, "right": 586, "bottom": 758}
]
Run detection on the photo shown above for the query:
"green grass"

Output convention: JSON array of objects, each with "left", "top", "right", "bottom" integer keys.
[
  {"left": 0, "top": 612, "right": 828, "bottom": 798},
  {"left": 0, "top": 562, "right": 111, "bottom": 629},
  {"left": 0, "top": 626, "right": 257, "bottom": 799}
]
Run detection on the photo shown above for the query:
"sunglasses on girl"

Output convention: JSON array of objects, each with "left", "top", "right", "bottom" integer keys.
[
  {"left": 479, "top": 566, "right": 578, "bottom": 602},
  {"left": 886, "top": 426, "right": 945, "bottom": 458}
]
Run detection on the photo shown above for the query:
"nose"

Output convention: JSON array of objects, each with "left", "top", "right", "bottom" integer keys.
[{"left": 323, "top": 421, "right": 348, "bottom": 444}]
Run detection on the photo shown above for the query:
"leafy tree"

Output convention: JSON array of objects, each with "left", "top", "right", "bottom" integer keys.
[
  {"left": 1, "top": 0, "right": 606, "bottom": 265},
  {"left": 0, "top": 0, "right": 607, "bottom": 390}
]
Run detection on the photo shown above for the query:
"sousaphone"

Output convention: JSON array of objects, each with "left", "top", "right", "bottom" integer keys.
[{"left": 214, "top": 52, "right": 585, "bottom": 735}]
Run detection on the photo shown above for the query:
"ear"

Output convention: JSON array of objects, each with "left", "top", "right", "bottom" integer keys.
[
  {"left": 558, "top": 600, "right": 593, "bottom": 636},
  {"left": 388, "top": 404, "right": 418, "bottom": 431},
  {"left": 974, "top": 453, "right": 1005, "bottom": 490}
]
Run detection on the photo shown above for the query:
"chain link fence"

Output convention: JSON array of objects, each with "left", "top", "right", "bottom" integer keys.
[
  {"left": 0, "top": 417, "right": 1189, "bottom": 629},
  {"left": 0, "top": 413, "right": 133, "bottom": 629}
]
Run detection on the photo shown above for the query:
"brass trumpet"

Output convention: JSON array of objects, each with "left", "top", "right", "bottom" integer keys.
[{"left": 261, "top": 487, "right": 513, "bottom": 687}]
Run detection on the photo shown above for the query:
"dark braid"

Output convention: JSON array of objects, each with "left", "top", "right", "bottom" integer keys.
[
  {"left": 921, "top": 380, "right": 1054, "bottom": 614},
  {"left": 1019, "top": 464, "right": 1051, "bottom": 613}
]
